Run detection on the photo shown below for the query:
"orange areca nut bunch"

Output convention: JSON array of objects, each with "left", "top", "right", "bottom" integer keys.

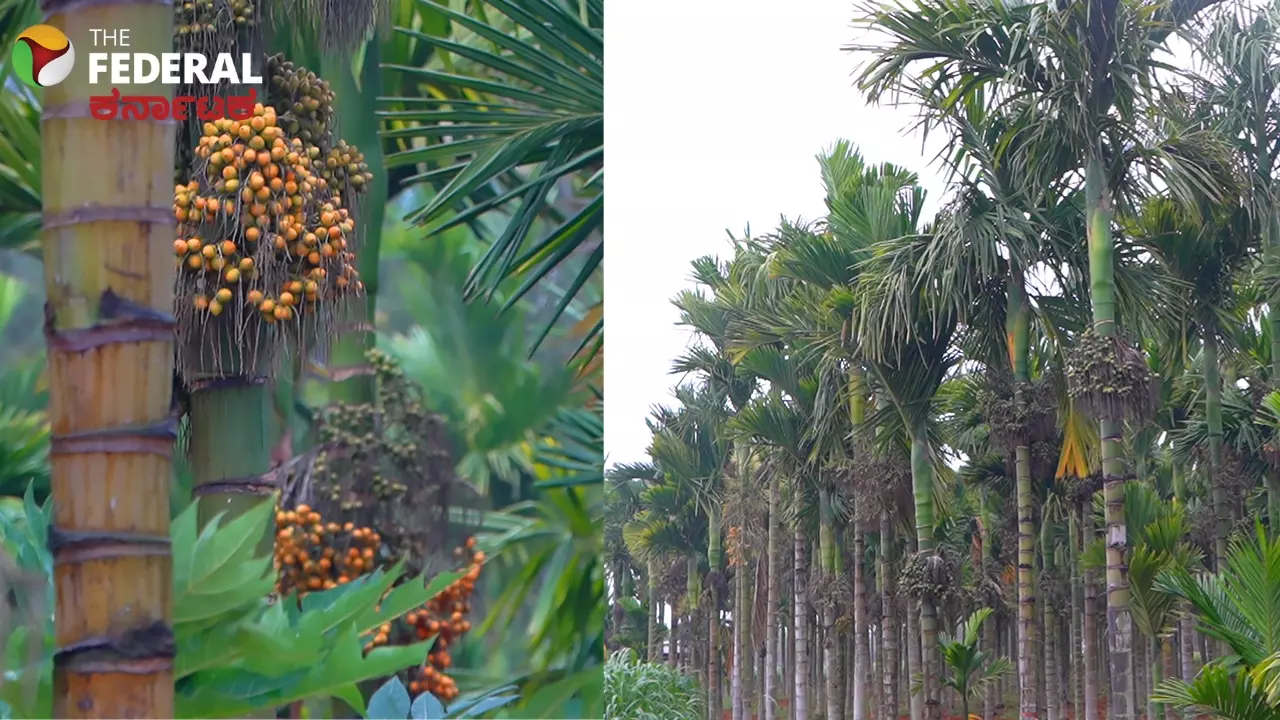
[
  {"left": 172, "top": 102, "right": 365, "bottom": 378},
  {"left": 272, "top": 503, "right": 382, "bottom": 599},
  {"left": 404, "top": 538, "right": 485, "bottom": 702}
]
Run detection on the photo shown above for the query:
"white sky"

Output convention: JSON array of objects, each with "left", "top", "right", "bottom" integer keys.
[{"left": 604, "top": 1, "right": 948, "bottom": 467}]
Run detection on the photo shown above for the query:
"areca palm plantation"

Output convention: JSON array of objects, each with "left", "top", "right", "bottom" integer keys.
[
  {"left": 1189, "top": 3, "right": 1280, "bottom": 522},
  {"left": 647, "top": 384, "right": 732, "bottom": 720},
  {"left": 852, "top": 0, "right": 1234, "bottom": 715},
  {"left": 1129, "top": 196, "right": 1253, "bottom": 578}
]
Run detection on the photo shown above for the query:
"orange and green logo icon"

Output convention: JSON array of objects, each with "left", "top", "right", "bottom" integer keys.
[{"left": 11, "top": 25, "right": 75, "bottom": 88}]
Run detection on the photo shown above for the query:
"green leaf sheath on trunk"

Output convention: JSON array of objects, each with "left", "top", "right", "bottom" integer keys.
[{"left": 189, "top": 378, "right": 274, "bottom": 552}]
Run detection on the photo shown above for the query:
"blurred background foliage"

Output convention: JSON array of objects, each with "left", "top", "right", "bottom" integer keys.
[{"left": 0, "top": 0, "right": 602, "bottom": 716}]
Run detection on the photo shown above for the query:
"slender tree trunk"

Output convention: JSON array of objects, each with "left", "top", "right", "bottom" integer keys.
[
  {"left": 795, "top": 526, "right": 809, "bottom": 720},
  {"left": 1086, "top": 152, "right": 1134, "bottom": 720},
  {"left": 1161, "top": 636, "right": 1175, "bottom": 720},
  {"left": 1070, "top": 528, "right": 1084, "bottom": 720},
  {"left": 1043, "top": 526, "right": 1059, "bottom": 720},
  {"left": 671, "top": 610, "right": 681, "bottom": 669},
  {"left": 907, "top": 537, "right": 923, "bottom": 720},
  {"left": 854, "top": 531, "right": 869, "bottom": 720},
  {"left": 711, "top": 507, "right": 725, "bottom": 720},
  {"left": 1204, "top": 331, "right": 1228, "bottom": 582},
  {"left": 735, "top": 547, "right": 753, "bottom": 720},
  {"left": 42, "top": 12, "right": 177, "bottom": 713},
  {"left": 1047, "top": 598, "right": 1060, "bottom": 720},
  {"left": 1017, "top": 440, "right": 1036, "bottom": 720},
  {"left": 649, "top": 560, "right": 660, "bottom": 662},
  {"left": 788, "top": 583, "right": 797, "bottom": 720},
  {"left": 1265, "top": 209, "right": 1280, "bottom": 529},
  {"left": 819, "top": 488, "right": 840, "bottom": 720},
  {"left": 881, "top": 510, "right": 899, "bottom": 720},
  {"left": 910, "top": 427, "right": 940, "bottom": 720},
  {"left": 1009, "top": 263, "right": 1037, "bottom": 720},
  {"left": 983, "top": 617, "right": 998, "bottom": 720},
  {"left": 767, "top": 474, "right": 781, "bottom": 720},
  {"left": 1036, "top": 587, "right": 1046, "bottom": 720}
]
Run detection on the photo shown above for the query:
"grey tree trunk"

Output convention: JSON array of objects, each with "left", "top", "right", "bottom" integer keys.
[
  {"left": 795, "top": 528, "right": 809, "bottom": 720},
  {"left": 1179, "top": 612, "right": 1196, "bottom": 683},
  {"left": 766, "top": 475, "right": 781, "bottom": 720},
  {"left": 881, "top": 511, "right": 899, "bottom": 720},
  {"left": 734, "top": 561, "right": 746, "bottom": 720},
  {"left": 907, "top": 597, "right": 922, "bottom": 720},
  {"left": 854, "top": 532, "right": 869, "bottom": 720}
]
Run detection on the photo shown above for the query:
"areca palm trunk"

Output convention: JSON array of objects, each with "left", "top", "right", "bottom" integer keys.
[
  {"left": 766, "top": 473, "right": 781, "bottom": 720},
  {"left": 854, "top": 530, "right": 869, "bottom": 720},
  {"left": 881, "top": 509, "right": 899, "bottom": 720},
  {"left": 1009, "top": 262, "right": 1037, "bottom": 720},
  {"left": 733, "top": 544, "right": 745, "bottom": 720},
  {"left": 710, "top": 506, "right": 724, "bottom": 720},
  {"left": 189, "top": 379, "right": 273, "bottom": 532},
  {"left": 1042, "top": 532, "right": 1059, "bottom": 720},
  {"left": 909, "top": 426, "right": 939, "bottom": 720},
  {"left": 820, "top": 487, "right": 840, "bottom": 720},
  {"left": 906, "top": 535, "right": 922, "bottom": 720},
  {"left": 648, "top": 559, "right": 659, "bottom": 661},
  {"left": 1069, "top": 519, "right": 1083, "bottom": 720},
  {"left": 978, "top": 498, "right": 996, "bottom": 720},
  {"left": 42, "top": 13, "right": 176, "bottom": 717},
  {"left": 1204, "top": 331, "right": 1227, "bottom": 576},
  {"left": 1086, "top": 151, "right": 1135, "bottom": 720},
  {"left": 794, "top": 522, "right": 809, "bottom": 720},
  {"left": 1080, "top": 502, "right": 1098, "bottom": 720},
  {"left": 1266, "top": 210, "right": 1280, "bottom": 527}
]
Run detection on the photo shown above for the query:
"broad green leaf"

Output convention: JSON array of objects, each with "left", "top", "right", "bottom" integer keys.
[
  {"left": 368, "top": 676, "right": 411, "bottom": 719},
  {"left": 409, "top": 689, "right": 444, "bottom": 719}
]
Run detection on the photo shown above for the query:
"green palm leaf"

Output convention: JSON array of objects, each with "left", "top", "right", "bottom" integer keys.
[{"left": 383, "top": 0, "right": 603, "bottom": 357}]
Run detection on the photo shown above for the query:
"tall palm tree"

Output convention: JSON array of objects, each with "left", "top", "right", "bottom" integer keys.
[
  {"left": 1189, "top": 3, "right": 1280, "bottom": 523},
  {"left": 647, "top": 383, "right": 732, "bottom": 720}
]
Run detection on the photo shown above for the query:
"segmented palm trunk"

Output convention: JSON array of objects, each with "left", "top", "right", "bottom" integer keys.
[
  {"left": 794, "top": 525, "right": 809, "bottom": 720},
  {"left": 40, "top": 8, "right": 177, "bottom": 716},
  {"left": 733, "top": 547, "right": 746, "bottom": 720},
  {"left": 1044, "top": 568, "right": 1059, "bottom": 720},
  {"left": 1008, "top": 263, "right": 1037, "bottom": 720},
  {"left": 1086, "top": 152, "right": 1134, "bottom": 720},
  {"left": 647, "top": 559, "right": 659, "bottom": 661},
  {"left": 881, "top": 510, "right": 899, "bottom": 720},
  {"left": 670, "top": 612, "right": 680, "bottom": 668},
  {"left": 1266, "top": 211, "right": 1280, "bottom": 526},
  {"left": 1069, "top": 522, "right": 1083, "bottom": 720},
  {"left": 978, "top": 500, "right": 996, "bottom": 720},
  {"left": 709, "top": 507, "right": 724, "bottom": 720},
  {"left": 1204, "top": 332, "right": 1227, "bottom": 577},
  {"left": 909, "top": 428, "right": 939, "bottom": 720},
  {"left": 854, "top": 531, "right": 869, "bottom": 720},
  {"left": 819, "top": 488, "right": 840, "bottom": 720},
  {"left": 906, "top": 537, "right": 923, "bottom": 720},
  {"left": 1079, "top": 502, "right": 1098, "bottom": 720},
  {"left": 766, "top": 474, "right": 780, "bottom": 720}
]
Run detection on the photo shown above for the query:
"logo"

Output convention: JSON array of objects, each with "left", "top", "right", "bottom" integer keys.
[{"left": 12, "top": 25, "right": 75, "bottom": 88}]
